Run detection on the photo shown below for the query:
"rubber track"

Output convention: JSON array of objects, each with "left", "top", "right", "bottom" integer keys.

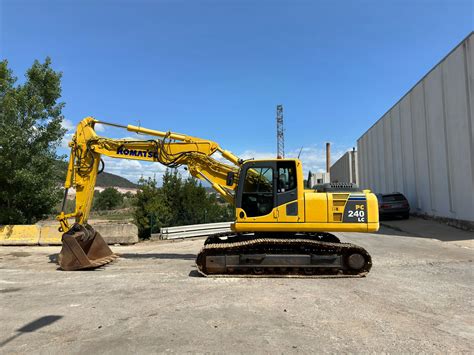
[{"left": 196, "top": 233, "right": 372, "bottom": 278}]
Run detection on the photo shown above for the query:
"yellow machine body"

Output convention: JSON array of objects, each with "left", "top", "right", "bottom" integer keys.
[{"left": 232, "top": 159, "right": 378, "bottom": 233}]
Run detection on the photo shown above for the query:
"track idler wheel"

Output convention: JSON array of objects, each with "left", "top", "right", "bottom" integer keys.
[{"left": 347, "top": 253, "right": 366, "bottom": 271}]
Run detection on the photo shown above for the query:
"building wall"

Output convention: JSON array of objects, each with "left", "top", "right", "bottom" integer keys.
[
  {"left": 330, "top": 150, "right": 358, "bottom": 184},
  {"left": 307, "top": 171, "right": 330, "bottom": 188},
  {"left": 357, "top": 33, "right": 474, "bottom": 223}
]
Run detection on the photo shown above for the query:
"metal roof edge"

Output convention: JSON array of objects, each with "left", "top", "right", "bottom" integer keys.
[{"left": 330, "top": 150, "right": 351, "bottom": 169}]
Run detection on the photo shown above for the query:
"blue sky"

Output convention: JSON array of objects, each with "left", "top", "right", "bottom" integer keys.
[{"left": 1, "top": 0, "right": 472, "bottom": 182}]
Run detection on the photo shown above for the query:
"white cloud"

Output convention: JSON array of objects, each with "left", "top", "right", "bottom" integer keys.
[
  {"left": 61, "top": 132, "right": 74, "bottom": 149},
  {"left": 239, "top": 150, "right": 275, "bottom": 161},
  {"left": 60, "top": 119, "right": 76, "bottom": 149},
  {"left": 117, "top": 136, "right": 147, "bottom": 141},
  {"left": 61, "top": 118, "right": 75, "bottom": 131},
  {"left": 101, "top": 156, "right": 189, "bottom": 184},
  {"left": 94, "top": 123, "right": 106, "bottom": 132}
]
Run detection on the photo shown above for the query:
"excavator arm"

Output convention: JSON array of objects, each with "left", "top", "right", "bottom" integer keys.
[{"left": 57, "top": 117, "right": 242, "bottom": 233}]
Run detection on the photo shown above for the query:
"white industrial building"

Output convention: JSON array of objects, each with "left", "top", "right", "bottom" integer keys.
[
  {"left": 357, "top": 32, "right": 474, "bottom": 228},
  {"left": 330, "top": 149, "right": 358, "bottom": 185},
  {"left": 306, "top": 171, "right": 330, "bottom": 188}
]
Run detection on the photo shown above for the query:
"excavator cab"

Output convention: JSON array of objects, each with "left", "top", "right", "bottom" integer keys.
[
  {"left": 233, "top": 158, "right": 379, "bottom": 234},
  {"left": 234, "top": 159, "right": 303, "bottom": 228}
]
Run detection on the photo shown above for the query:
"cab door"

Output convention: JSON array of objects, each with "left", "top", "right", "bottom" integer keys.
[
  {"left": 235, "top": 161, "right": 278, "bottom": 223},
  {"left": 276, "top": 161, "right": 299, "bottom": 222}
]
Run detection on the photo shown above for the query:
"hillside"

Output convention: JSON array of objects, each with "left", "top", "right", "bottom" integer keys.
[{"left": 55, "top": 160, "right": 137, "bottom": 188}]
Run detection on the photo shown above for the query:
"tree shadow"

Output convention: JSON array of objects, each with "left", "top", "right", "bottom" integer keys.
[
  {"left": 1, "top": 315, "right": 63, "bottom": 347},
  {"left": 119, "top": 253, "right": 197, "bottom": 260}
]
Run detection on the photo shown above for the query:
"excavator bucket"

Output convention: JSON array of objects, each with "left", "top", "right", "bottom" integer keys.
[{"left": 58, "top": 224, "right": 118, "bottom": 271}]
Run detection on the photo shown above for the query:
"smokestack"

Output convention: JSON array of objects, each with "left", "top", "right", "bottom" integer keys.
[{"left": 326, "top": 142, "right": 331, "bottom": 173}]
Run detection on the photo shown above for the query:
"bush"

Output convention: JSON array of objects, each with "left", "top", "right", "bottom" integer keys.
[
  {"left": 93, "top": 188, "right": 124, "bottom": 211},
  {"left": 133, "top": 169, "right": 234, "bottom": 239}
]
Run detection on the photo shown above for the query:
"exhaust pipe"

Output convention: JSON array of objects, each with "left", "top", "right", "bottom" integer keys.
[{"left": 326, "top": 142, "right": 331, "bottom": 173}]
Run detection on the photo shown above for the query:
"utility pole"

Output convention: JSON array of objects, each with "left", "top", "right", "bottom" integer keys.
[{"left": 276, "top": 104, "right": 284, "bottom": 159}]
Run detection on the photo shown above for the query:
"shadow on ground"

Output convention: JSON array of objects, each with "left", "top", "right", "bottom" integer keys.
[
  {"left": 0, "top": 315, "right": 63, "bottom": 347},
  {"left": 188, "top": 270, "right": 203, "bottom": 277},
  {"left": 120, "top": 253, "right": 196, "bottom": 260},
  {"left": 48, "top": 254, "right": 58, "bottom": 263},
  {"left": 0, "top": 287, "right": 22, "bottom": 294},
  {"left": 376, "top": 226, "right": 415, "bottom": 237},
  {"left": 377, "top": 218, "right": 473, "bottom": 243}
]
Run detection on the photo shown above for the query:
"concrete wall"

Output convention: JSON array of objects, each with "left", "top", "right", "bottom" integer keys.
[
  {"left": 330, "top": 150, "right": 358, "bottom": 184},
  {"left": 0, "top": 223, "right": 138, "bottom": 245},
  {"left": 358, "top": 32, "right": 474, "bottom": 223}
]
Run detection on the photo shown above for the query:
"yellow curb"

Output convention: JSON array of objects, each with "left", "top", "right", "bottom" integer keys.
[
  {"left": 0, "top": 225, "right": 40, "bottom": 245},
  {"left": 39, "top": 226, "right": 63, "bottom": 245}
]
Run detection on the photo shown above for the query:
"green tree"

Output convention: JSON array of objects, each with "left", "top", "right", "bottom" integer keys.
[
  {"left": 93, "top": 187, "right": 124, "bottom": 211},
  {"left": 180, "top": 176, "right": 208, "bottom": 225},
  {"left": 133, "top": 177, "right": 171, "bottom": 239},
  {"left": 160, "top": 169, "right": 183, "bottom": 226},
  {"left": 132, "top": 169, "right": 234, "bottom": 239},
  {"left": 205, "top": 192, "right": 235, "bottom": 222},
  {"left": 0, "top": 58, "right": 66, "bottom": 224}
]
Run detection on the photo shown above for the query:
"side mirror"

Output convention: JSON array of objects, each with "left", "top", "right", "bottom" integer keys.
[{"left": 226, "top": 172, "right": 235, "bottom": 186}]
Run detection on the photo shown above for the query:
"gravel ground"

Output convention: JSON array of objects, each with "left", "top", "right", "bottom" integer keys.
[{"left": 0, "top": 226, "right": 473, "bottom": 354}]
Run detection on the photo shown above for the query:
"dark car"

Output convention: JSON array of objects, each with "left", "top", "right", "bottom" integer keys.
[{"left": 376, "top": 193, "right": 410, "bottom": 219}]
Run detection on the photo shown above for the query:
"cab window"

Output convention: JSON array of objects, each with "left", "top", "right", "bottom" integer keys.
[
  {"left": 242, "top": 167, "right": 274, "bottom": 217},
  {"left": 277, "top": 162, "right": 296, "bottom": 193},
  {"left": 243, "top": 167, "right": 273, "bottom": 193}
]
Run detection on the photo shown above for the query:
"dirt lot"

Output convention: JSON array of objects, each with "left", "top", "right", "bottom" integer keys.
[{"left": 0, "top": 225, "right": 473, "bottom": 354}]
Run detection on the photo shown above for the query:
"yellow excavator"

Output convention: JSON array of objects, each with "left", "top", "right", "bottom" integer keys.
[{"left": 57, "top": 117, "right": 379, "bottom": 276}]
